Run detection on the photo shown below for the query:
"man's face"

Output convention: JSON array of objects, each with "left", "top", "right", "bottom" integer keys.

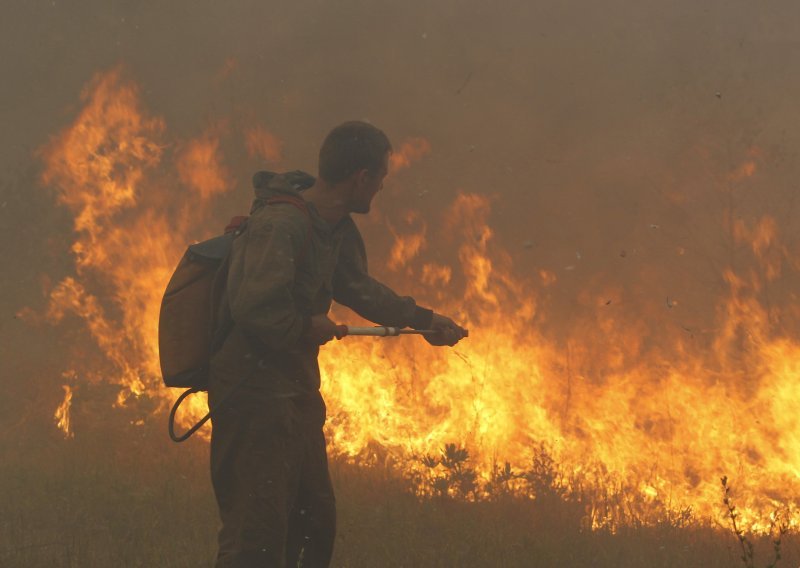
[{"left": 349, "top": 153, "right": 389, "bottom": 214}]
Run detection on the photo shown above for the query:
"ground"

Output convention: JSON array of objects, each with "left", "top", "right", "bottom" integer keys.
[{"left": 2, "top": 403, "right": 797, "bottom": 568}]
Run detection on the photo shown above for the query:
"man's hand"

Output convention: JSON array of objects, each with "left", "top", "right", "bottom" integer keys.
[
  {"left": 304, "top": 314, "right": 340, "bottom": 345},
  {"left": 424, "top": 313, "right": 468, "bottom": 347}
]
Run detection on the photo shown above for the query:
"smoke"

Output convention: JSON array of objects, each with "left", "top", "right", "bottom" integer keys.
[{"left": 4, "top": 0, "right": 800, "bottom": 433}]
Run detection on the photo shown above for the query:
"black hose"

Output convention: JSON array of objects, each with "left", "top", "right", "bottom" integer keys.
[
  {"left": 168, "top": 373, "right": 249, "bottom": 443},
  {"left": 168, "top": 388, "right": 208, "bottom": 442}
]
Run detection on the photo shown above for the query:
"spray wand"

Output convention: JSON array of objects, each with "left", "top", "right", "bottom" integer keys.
[{"left": 334, "top": 325, "right": 469, "bottom": 339}]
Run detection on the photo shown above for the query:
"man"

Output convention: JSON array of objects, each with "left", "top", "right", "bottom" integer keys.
[{"left": 208, "top": 121, "right": 467, "bottom": 567}]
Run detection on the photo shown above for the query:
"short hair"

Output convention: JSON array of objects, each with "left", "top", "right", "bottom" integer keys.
[{"left": 318, "top": 121, "right": 392, "bottom": 184}]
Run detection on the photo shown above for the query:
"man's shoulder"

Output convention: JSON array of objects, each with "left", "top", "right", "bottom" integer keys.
[{"left": 249, "top": 199, "right": 311, "bottom": 235}]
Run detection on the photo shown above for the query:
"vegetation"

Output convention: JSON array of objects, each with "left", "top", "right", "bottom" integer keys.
[{"left": 2, "top": 404, "right": 798, "bottom": 567}]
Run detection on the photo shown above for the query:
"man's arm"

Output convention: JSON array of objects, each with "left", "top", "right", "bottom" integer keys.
[
  {"left": 332, "top": 219, "right": 467, "bottom": 346},
  {"left": 226, "top": 208, "right": 311, "bottom": 350},
  {"left": 332, "top": 218, "right": 433, "bottom": 329}
]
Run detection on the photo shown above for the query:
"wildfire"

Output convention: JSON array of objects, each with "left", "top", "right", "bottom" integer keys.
[
  {"left": 387, "top": 211, "right": 427, "bottom": 272},
  {"left": 176, "top": 126, "right": 233, "bottom": 199},
  {"left": 244, "top": 125, "right": 283, "bottom": 164},
  {"left": 54, "top": 384, "right": 74, "bottom": 439},
  {"left": 34, "top": 67, "right": 800, "bottom": 532},
  {"left": 389, "top": 137, "right": 432, "bottom": 174}
]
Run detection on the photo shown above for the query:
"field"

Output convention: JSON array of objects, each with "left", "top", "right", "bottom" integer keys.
[{"left": 2, "top": 403, "right": 798, "bottom": 568}]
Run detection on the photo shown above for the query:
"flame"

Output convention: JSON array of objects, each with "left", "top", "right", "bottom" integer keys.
[
  {"left": 732, "top": 215, "right": 786, "bottom": 282},
  {"left": 36, "top": 66, "right": 242, "bottom": 426},
  {"left": 387, "top": 211, "right": 427, "bottom": 272},
  {"left": 245, "top": 125, "right": 283, "bottom": 164},
  {"left": 55, "top": 384, "right": 74, "bottom": 438},
  {"left": 389, "top": 137, "right": 432, "bottom": 174},
  {"left": 729, "top": 160, "right": 757, "bottom": 181},
  {"left": 420, "top": 263, "right": 452, "bottom": 287},
  {"left": 177, "top": 127, "right": 234, "bottom": 199},
  {"left": 33, "top": 67, "right": 800, "bottom": 532}
]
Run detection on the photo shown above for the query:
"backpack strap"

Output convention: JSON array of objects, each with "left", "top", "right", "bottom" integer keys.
[
  {"left": 264, "top": 195, "right": 313, "bottom": 263},
  {"left": 224, "top": 215, "right": 249, "bottom": 234}
]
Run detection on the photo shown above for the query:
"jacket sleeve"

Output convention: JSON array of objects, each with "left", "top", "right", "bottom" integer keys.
[
  {"left": 226, "top": 208, "right": 309, "bottom": 350},
  {"left": 332, "top": 219, "right": 433, "bottom": 329}
]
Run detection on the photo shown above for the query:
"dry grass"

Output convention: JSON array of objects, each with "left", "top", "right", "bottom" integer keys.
[{"left": 2, "top": 404, "right": 799, "bottom": 568}]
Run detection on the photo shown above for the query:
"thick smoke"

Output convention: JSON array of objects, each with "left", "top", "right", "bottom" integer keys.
[{"left": 4, "top": 0, "right": 800, "bottom": 431}]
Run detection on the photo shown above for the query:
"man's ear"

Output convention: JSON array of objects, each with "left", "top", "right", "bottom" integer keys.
[{"left": 353, "top": 168, "right": 370, "bottom": 187}]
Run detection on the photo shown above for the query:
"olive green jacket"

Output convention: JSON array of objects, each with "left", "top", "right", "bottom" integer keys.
[{"left": 209, "top": 173, "right": 433, "bottom": 396}]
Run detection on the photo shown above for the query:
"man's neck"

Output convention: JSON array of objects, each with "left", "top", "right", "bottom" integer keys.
[{"left": 302, "top": 180, "right": 350, "bottom": 225}]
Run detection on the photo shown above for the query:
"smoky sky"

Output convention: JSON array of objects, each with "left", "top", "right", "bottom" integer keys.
[{"left": 4, "top": 0, "right": 800, "bottom": 423}]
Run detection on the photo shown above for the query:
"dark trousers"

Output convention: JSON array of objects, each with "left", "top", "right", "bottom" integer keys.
[{"left": 209, "top": 385, "right": 336, "bottom": 568}]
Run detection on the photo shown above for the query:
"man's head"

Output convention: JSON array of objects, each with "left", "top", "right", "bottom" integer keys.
[{"left": 318, "top": 121, "right": 392, "bottom": 214}]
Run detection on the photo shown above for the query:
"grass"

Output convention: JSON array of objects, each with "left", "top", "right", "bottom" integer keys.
[{"left": 2, "top": 401, "right": 799, "bottom": 567}]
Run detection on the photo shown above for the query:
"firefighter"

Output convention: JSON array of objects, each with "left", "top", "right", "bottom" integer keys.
[{"left": 208, "top": 121, "right": 467, "bottom": 567}]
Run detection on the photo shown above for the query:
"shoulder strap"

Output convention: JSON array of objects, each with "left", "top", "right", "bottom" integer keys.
[{"left": 264, "top": 196, "right": 313, "bottom": 264}]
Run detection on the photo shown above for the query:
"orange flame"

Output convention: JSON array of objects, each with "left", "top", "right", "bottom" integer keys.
[
  {"left": 38, "top": 67, "right": 219, "bottom": 424},
  {"left": 389, "top": 137, "right": 432, "bottom": 174},
  {"left": 387, "top": 211, "right": 427, "bottom": 272},
  {"left": 245, "top": 125, "right": 283, "bottom": 164},
  {"left": 729, "top": 160, "right": 757, "bottom": 181},
  {"left": 420, "top": 263, "right": 452, "bottom": 288},
  {"left": 55, "top": 384, "right": 74, "bottom": 438},
  {"left": 177, "top": 129, "right": 234, "bottom": 199},
  {"left": 732, "top": 215, "right": 786, "bottom": 282}
]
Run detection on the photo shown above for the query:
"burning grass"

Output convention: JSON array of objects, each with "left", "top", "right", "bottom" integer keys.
[{"left": 3, "top": 395, "right": 800, "bottom": 567}]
